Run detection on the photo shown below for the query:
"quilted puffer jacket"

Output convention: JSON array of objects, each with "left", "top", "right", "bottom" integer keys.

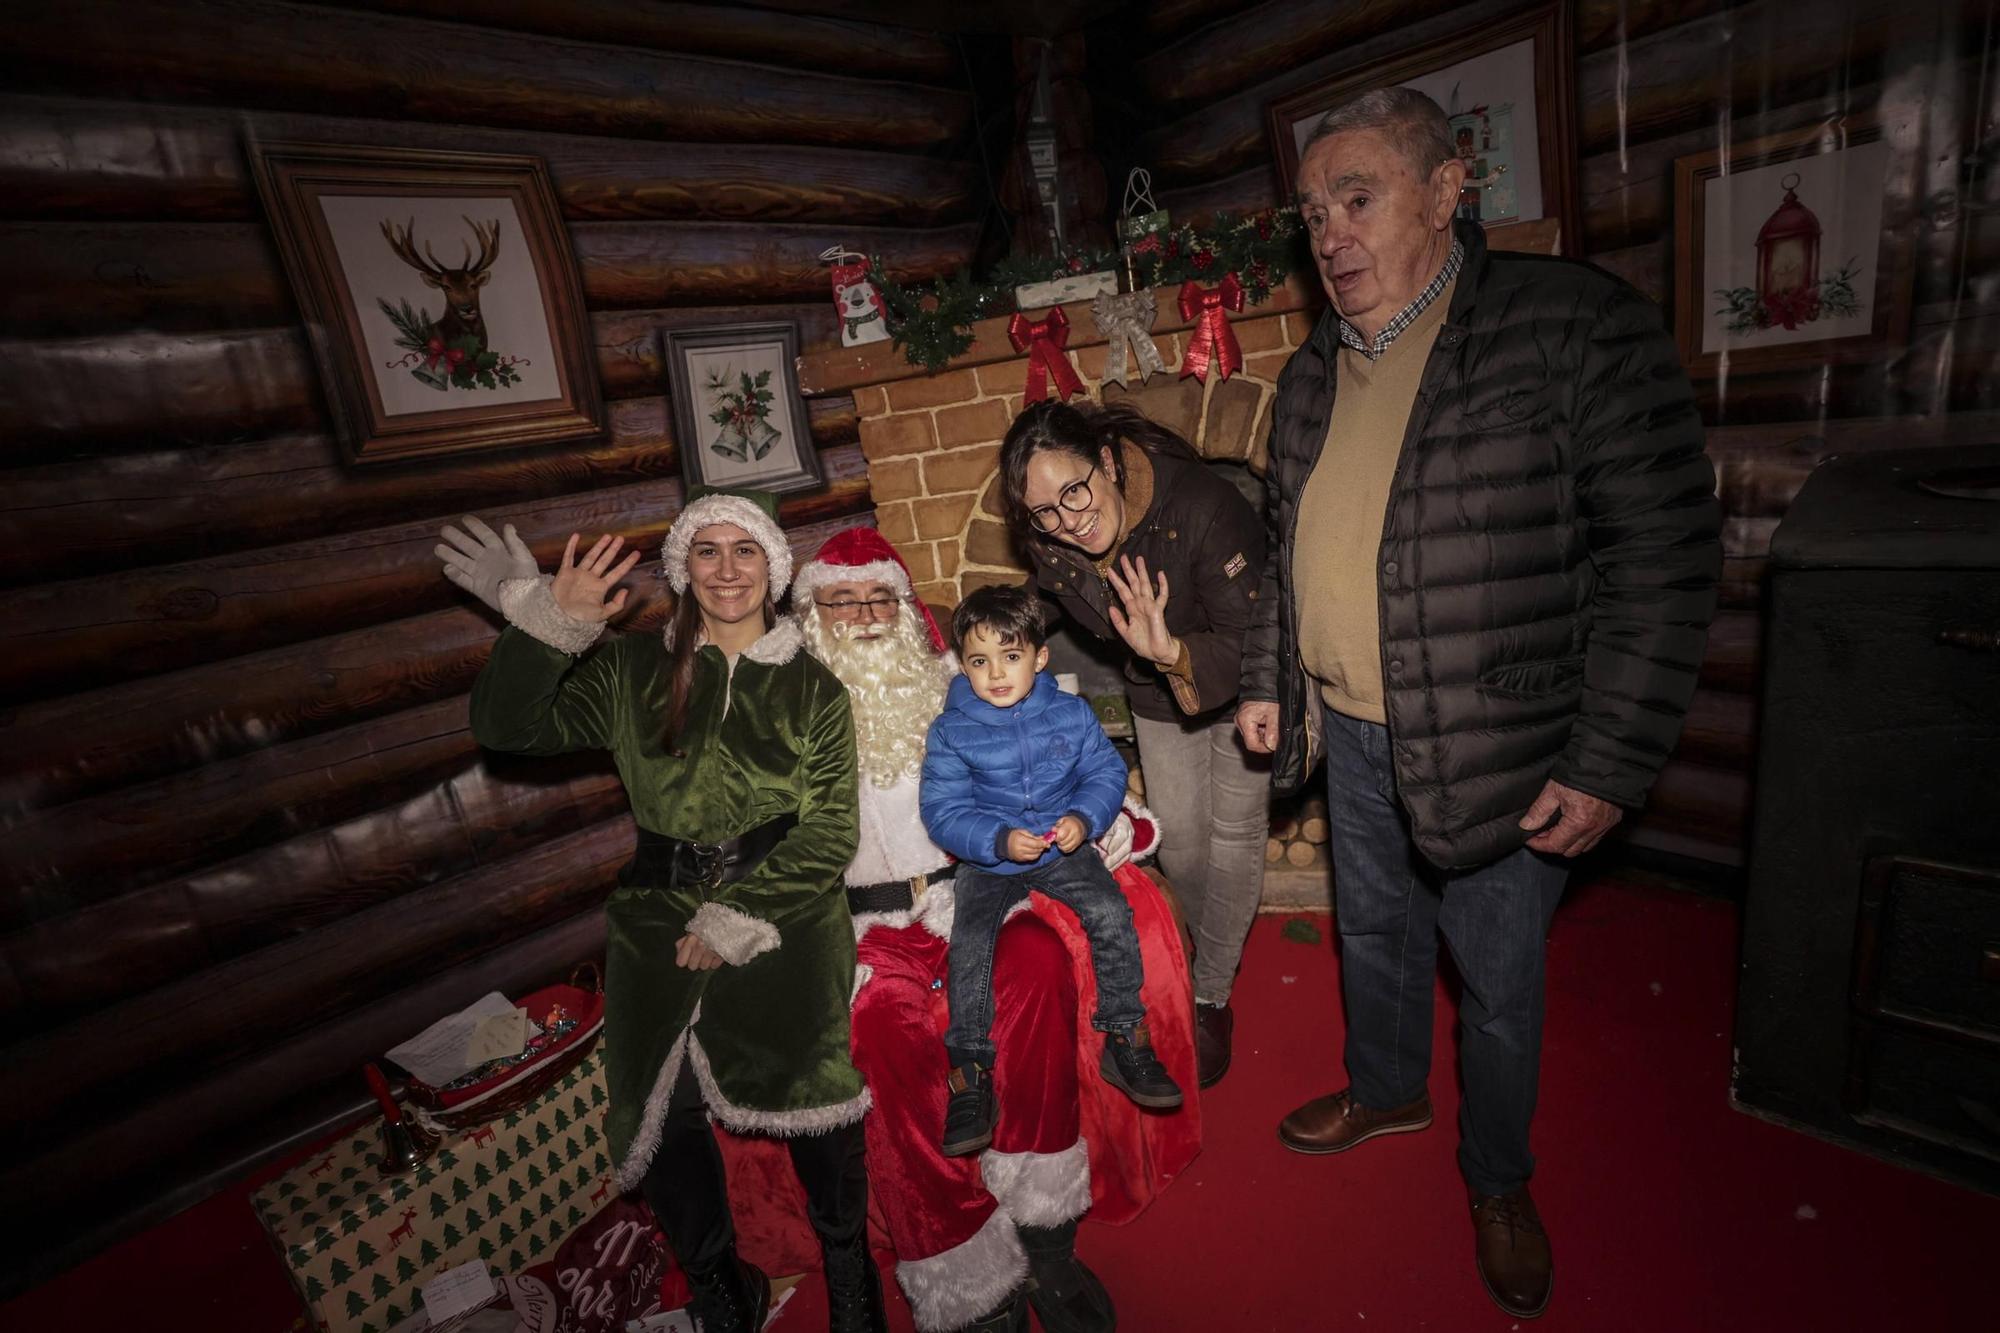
[
  {"left": 920, "top": 672, "right": 1130, "bottom": 874},
  {"left": 1241, "top": 220, "right": 1721, "bottom": 870}
]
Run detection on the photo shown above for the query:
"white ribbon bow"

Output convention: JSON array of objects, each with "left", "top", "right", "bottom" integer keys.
[{"left": 1090, "top": 290, "right": 1166, "bottom": 388}]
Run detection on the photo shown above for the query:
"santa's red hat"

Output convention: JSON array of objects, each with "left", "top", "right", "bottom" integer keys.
[{"left": 793, "top": 526, "right": 948, "bottom": 654}]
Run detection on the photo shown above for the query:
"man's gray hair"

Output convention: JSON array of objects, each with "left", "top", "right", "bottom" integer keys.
[{"left": 1300, "top": 87, "right": 1456, "bottom": 182}]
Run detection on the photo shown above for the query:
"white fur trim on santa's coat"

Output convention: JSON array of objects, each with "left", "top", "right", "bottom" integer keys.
[
  {"left": 1121, "top": 793, "right": 1162, "bottom": 864},
  {"left": 498, "top": 575, "right": 605, "bottom": 656},
  {"left": 663, "top": 614, "right": 804, "bottom": 666},
  {"left": 659, "top": 493, "right": 792, "bottom": 601},
  {"left": 686, "top": 901, "right": 780, "bottom": 965},
  {"left": 851, "top": 879, "right": 956, "bottom": 947},
  {"left": 847, "top": 772, "right": 951, "bottom": 888},
  {"left": 792, "top": 555, "right": 913, "bottom": 602},
  {"left": 892, "top": 1204, "right": 1028, "bottom": 1333},
  {"left": 982, "top": 1137, "right": 1092, "bottom": 1228}
]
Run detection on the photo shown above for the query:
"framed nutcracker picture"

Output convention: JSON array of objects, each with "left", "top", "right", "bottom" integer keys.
[
  {"left": 1672, "top": 116, "right": 1913, "bottom": 377},
  {"left": 250, "top": 141, "right": 603, "bottom": 464},
  {"left": 663, "top": 322, "right": 825, "bottom": 496},
  {"left": 1265, "top": 0, "right": 1579, "bottom": 257}
]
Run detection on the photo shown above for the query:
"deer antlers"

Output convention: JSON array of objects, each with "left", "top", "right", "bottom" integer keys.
[{"left": 379, "top": 215, "right": 503, "bottom": 278}]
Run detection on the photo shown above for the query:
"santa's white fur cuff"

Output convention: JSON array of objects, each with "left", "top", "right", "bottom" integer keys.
[
  {"left": 982, "top": 1137, "right": 1091, "bottom": 1227},
  {"left": 498, "top": 575, "right": 605, "bottom": 655},
  {"left": 687, "top": 901, "right": 780, "bottom": 965}
]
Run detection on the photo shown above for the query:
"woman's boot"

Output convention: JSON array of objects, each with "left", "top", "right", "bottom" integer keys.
[
  {"left": 954, "top": 1290, "right": 1030, "bottom": 1332},
  {"left": 1018, "top": 1219, "right": 1115, "bottom": 1333},
  {"left": 821, "top": 1233, "right": 889, "bottom": 1333},
  {"left": 685, "top": 1251, "right": 769, "bottom": 1333}
]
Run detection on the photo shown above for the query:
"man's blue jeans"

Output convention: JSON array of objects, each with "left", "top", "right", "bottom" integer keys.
[
  {"left": 944, "top": 852, "right": 1145, "bottom": 1067},
  {"left": 1321, "top": 705, "right": 1569, "bottom": 1197}
]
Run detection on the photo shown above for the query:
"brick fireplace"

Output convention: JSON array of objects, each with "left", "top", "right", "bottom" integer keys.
[{"left": 796, "top": 276, "right": 1319, "bottom": 608}]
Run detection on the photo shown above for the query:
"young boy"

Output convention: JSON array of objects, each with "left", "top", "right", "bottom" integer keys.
[{"left": 920, "top": 584, "right": 1183, "bottom": 1157}]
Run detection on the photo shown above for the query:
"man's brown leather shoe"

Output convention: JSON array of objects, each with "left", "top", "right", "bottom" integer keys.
[
  {"left": 1470, "top": 1187, "right": 1552, "bottom": 1318},
  {"left": 1276, "top": 1087, "right": 1432, "bottom": 1154}
]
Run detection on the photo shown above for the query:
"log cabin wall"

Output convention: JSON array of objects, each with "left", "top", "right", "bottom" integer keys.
[
  {"left": 0, "top": 0, "right": 989, "bottom": 1286},
  {"left": 1093, "top": 0, "right": 2000, "bottom": 869}
]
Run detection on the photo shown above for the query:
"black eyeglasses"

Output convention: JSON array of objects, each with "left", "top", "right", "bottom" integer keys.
[
  {"left": 814, "top": 595, "right": 900, "bottom": 619},
  {"left": 1027, "top": 473, "right": 1096, "bottom": 534}
]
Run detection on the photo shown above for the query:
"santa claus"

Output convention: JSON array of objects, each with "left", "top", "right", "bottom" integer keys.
[{"left": 793, "top": 527, "right": 1196, "bottom": 1333}]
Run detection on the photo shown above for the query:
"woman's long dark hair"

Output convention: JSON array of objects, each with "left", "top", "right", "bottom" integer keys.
[
  {"left": 996, "top": 399, "right": 1198, "bottom": 540},
  {"left": 660, "top": 590, "right": 775, "bottom": 755}
]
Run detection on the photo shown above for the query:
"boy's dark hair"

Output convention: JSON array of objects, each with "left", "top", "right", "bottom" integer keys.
[{"left": 950, "top": 584, "right": 1047, "bottom": 655}]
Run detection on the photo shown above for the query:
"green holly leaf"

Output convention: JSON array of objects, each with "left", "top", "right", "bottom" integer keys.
[{"left": 1279, "top": 917, "right": 1323, "bottom": 945}]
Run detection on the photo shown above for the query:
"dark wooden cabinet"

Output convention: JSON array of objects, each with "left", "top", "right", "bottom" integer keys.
[{"left": 1735, "top": 446, "right": 2000, "bottom": 1192}]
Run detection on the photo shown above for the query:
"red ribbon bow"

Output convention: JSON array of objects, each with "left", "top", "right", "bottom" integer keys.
[
  {"left": 1178, "top": 273, "right": 1245, "bottom": 383},
  {"left": 1007, "top": 307, "right": 1085, "bottom": 402}
]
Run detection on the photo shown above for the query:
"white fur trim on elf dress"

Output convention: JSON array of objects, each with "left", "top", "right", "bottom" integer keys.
[
  {"left": 659, "top": 493, "right": 792, "bottom": 601},
  {"left": 687, "top": 901, "right": 780, "bottom": 965},
  {"left": 892, "top": 1205, "right": 1029, "bottom": 1333},
  {"left": 613, "top": 1003, "right": 874, "bottom": 1192},
  {"left": 498, "top": 575, "right": 605, "bottom": 655},
  {"left": 982, "top": 1136, "right": 1092, "bottom": 1227},
  {"left": 792, "top": 555, "right": 912, "bottom": 603},
  {"left": 662, "top": 614, "right": 804, "bottom": 665}
]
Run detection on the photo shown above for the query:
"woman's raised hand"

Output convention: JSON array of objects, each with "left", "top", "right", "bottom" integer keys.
[
  {"left": 551, "top": 533, "right": 642, "bottom": 623},
  {"left": 1105, "top": 553, "right": 1179, "bottom": 668}
]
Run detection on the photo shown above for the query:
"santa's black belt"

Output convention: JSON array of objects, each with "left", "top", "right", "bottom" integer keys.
[
  {"left": 625, "top": 814, "right": 798, "bottom": 891},
  {"left": 847, "top": 865, "right": 956, "bottom": 916}
]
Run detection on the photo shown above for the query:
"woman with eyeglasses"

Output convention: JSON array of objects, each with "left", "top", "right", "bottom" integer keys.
[{"left": 997, "top": 399, "right": 1269, "bottom": 1089}]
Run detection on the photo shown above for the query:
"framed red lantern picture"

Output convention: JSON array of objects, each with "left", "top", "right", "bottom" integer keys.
[{"left": 1673, "top": 116, "right": 1913, "bottom": 377}]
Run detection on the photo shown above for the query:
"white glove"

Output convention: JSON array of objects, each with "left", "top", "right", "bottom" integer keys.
[
  {"left": 437, "top": 515, "right": 539, "bottom": 614},
  {"left": 1095, "top": 811, "right": 1136, "bottom": 871}
]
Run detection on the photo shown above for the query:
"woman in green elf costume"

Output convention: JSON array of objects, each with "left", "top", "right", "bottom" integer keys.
[{"left": 444, "top": 488, "right": 881, "bottom": 1333}]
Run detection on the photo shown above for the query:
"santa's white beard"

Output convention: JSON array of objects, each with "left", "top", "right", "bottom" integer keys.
[{"left": 801, "top": 603, "right": 951, "bottom": 788}]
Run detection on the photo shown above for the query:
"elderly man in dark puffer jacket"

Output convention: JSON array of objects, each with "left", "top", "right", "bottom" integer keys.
[{"left": 1238, "top": 88, "right": 1719, "bottom": 1318}]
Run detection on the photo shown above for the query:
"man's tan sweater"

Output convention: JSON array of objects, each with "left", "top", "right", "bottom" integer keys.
[{"left": 1293, "top": 277, "right": 1456, "bottom": 723}]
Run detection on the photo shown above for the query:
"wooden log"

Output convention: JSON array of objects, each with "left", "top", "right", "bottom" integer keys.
[
  {"left": 0, "top": 477, "right": 873, "bottom": 703},
  {"left": 1638, "top": 757, "right": 1753, "bottom": 846},
  {"left": 1141, "top": 0, "right": 1243, "bottom": 43},
  {"left": 4, "top": 761, "right": 626, "bottom": 1029},
  {"left": 335, "top": 0, "right": 959, "bottom": 83},
  {"left": 0, "top": 94, "right": 975, "bottom": 225},
  {"left": 1136, "top": 0, "right": 1463, "bottom": 115},
  {"left": 1265, "top": 838, "right": 1284, "bottom": 864},
  {"left": 1284, "top": 840, "right": 1319, "bottom": 868},
  {"left": 0, "top": 906, "right": 609, "bottom": 1236},
  {"left": 1299, "top": 816, "right": 1330, "bottom": 845},
  {"left": 1700, "top": 609, "right": 1764, "bottom": 694},
  {"left": 4, "top": 697, "right": 480, "bottom": 927},
  {"left": 1575, "top": 0, "right": 1735, "bottom": 54},
  {"left": 1675, "top": 687, "right": 1757, "bottom": 771},
  {"left": 0, "top": 0, "right": 969, "bottom": 151},
  {"left": 1720, "top": 556, "right": 1767, "bottom": 610},
  {"left": 0, "top": 218, "right": 978, "bottom": 333},
  {"left": 1158, "top": 166, "right": 1283, "bottom": 229},
  {"left": 1, "top": 403, "right": 856, "bottom": 584},
  {"left": 0, "top": 311, "right": 854, "bottom": 458},
  {"left": 0, "top": 817, "right": 632, "bottom": 1139}
]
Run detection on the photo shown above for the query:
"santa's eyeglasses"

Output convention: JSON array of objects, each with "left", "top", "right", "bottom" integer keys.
[{"left": 814, "top": 595, "right": 900, "bottom": 620}]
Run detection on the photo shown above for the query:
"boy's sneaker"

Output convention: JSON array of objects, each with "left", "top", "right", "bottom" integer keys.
[
  {"left": 942, "top": 1061, "right": 996, "bottom": 1156},
  {"left": 1100, "top": 1024, "right": 1183, "bottom": 1108}
]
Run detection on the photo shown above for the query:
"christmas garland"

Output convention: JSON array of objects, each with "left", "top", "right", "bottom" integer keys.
[{"left": 872, "top": 208, "right": 1305, "bottom": 374}]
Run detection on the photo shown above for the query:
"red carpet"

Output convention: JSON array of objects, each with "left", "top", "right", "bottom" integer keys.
[{"left": 7, "top": 878, "right": 1993, "bottom": 1332}]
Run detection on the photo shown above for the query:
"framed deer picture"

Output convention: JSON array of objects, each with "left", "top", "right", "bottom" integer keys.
[{"left": 251, "top": 142, "right": 603, "bottom": 464}]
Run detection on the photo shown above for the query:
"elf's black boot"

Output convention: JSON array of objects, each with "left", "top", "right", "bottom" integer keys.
[
  {"left": 822, "top": 1233, "right": 889, "bottom": 1333},
  {"left": 685, "top": 1251, "right": 769, "bottom": 1333},
  {"left": 1019, "top": 1219, "right": 1116, "bottom": 1333}
]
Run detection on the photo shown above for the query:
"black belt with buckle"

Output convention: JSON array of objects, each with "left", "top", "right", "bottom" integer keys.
[
  {"left": 625, "top": 814, "right": 798, "bottom": 891},
  {"left": 847, "top": 865, "right": 956, "bottom": 915}
]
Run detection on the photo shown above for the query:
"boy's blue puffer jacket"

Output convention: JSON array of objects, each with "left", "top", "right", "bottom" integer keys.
[{"left": 920, "top": 671, "right": 1129, "bottom": 874}]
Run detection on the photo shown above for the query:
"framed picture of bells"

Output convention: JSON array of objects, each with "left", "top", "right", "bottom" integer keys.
[
  {"left": 661, "top": 322, "right": 826, "bottom": 497},
  {"left": 1672, "top": 115, "right": 1914, "bottom": 377},
  {"left": 1265, "top": 0, "right": 1580, "bottom": 258},
  {"left": 250, "top": 141, "right": 604, "bottom": 464}
]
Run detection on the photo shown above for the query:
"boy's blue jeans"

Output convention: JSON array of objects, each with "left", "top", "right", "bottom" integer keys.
[{"left": 944, "top": 852, "right": 1145, "bottom": 1067}]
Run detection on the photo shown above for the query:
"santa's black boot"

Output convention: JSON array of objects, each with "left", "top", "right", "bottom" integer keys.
[
  {"left": 1019, "top": 1219, "right": 1116, "bottom": 1333},
  {"left": 955, "top": 1289, "right": 1030, "bottom": 1332}
]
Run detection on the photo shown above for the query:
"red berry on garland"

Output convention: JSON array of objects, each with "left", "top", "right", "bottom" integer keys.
[
  {"left": 1193, "top": 249, "right": 1214, "bottom": 272},
  {"left": 1256, "top": 215, "right": 1273, "bottom": 240},
  {"left": 1165, "top": 238, "right": 1180, "bottom": 259}
]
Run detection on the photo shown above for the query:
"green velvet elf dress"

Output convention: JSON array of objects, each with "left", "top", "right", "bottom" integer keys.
[{"left": 469, "top": 589, "right": 866, "bottom": 1191}]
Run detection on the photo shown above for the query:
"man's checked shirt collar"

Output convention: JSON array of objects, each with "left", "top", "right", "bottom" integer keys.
[{"left": 1337, "top": 238, "right": 1464, "bottom": 361}]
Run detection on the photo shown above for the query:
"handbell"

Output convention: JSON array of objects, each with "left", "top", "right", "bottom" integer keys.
[{"left": 366, "top": 1062, "right": 438, "bottom": 1175}]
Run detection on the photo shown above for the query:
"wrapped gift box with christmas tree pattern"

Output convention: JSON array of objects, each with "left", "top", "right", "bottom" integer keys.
[{"left": 252, "top": 1049, "right": 620, "bottom": 1333}]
